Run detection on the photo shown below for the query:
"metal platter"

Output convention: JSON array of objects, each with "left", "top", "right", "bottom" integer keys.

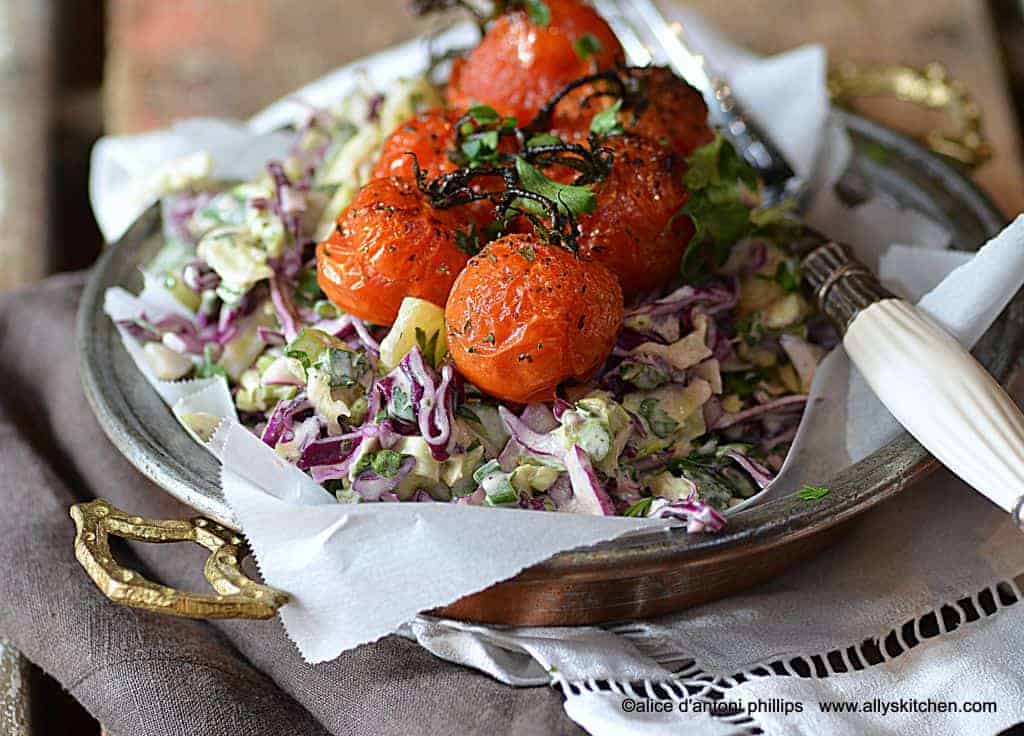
[{"left": 78, "top": 110, "right": 1018, "bottom": 625}]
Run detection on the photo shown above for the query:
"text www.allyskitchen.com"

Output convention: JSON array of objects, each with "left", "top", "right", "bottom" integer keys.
[{"left": 618, "top": 696, "right": 997, "bottom": 718}]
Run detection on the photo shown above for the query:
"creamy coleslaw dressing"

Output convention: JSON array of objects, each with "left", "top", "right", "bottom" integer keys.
[{"left": 845, "top": 298, "right": 1024, "bottom": 514}]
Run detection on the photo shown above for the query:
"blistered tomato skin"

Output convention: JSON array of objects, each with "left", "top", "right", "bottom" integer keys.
[
  {"left": 552, "top": 67, "right": 714, "bottom": 160},
  {"left": 316, "top": 177, "right": 470, "bottom": 326},
  {"left": 446, "top": 234, "right": 624, "bottom": 403},
  {"left": 576, "top": 133, "right": 695, "bottom": 300},
  {"left": 446, "top": 0, "right": 625, "bottom": 124},
  {"left": 624, "top": 67, "right": 715, "bottom": 158},
  {"left": 371, "top": 108, "right": 512, "bottom": 228},
  {"left": 371, "top": 108, "right": 460, "bottom": 181}
]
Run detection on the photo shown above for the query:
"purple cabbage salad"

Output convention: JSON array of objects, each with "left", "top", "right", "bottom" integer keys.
[{"left": 118, "top": 76, "right": 835, "bottom": 532}]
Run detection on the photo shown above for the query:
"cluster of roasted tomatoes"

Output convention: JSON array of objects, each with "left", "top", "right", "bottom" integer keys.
[{"left": 317, "top": 0, "right": 713, "bottom": 403}]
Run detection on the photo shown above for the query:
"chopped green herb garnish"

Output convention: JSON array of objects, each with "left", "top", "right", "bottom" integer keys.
[
  {"left": 461, "top": 130, "right": 501, "bottom": 166},
  {"left": 456, "top": 404, "right": 481, "bottom": 424},
  {"left": 624, "top": 497, "right": 654, "bottom": 517},
  {"left": 515, "top": 157, "right": 596, "bottom": 217},
  {"left": 590, "top": 99, "right": 624, "bottom": 138},
  {"left": 524, "top": 0, "right": 550, "bottom": 26},
  {"left": 285, "top": 328, "right": 339, "bottom": 370},
  {"left": 456, "top": 225, "right": 482, "bottom": 257},
  {"left": 518, "top": 244, "right": 536, "bottom": 261},
  {"left": 797, "top": 484, "right": 829, "bottom": 501},
  {"left": 638, "top": 398, "right": 679, "bottom": 438},
  {"left": 723, "top": 371, "right": 760, "bottom": 397},
  {"left": 415, "top": 327, "right": 442, "bottom": 368},
  {"left": 466, "top": 104, "right": 500, "bottom": 127},
  {"left": 371, "top": 449, "right": 403, "bottom": 477},
  {"left": 294, "top": 267, "right": 322, "bottom": 305},
  {"left": 195, "top": 344, "right": 227, "bottom": 379},
  {"left": 390, "top": 385, "right": 414, "bottom": 421},
  {"left": 774, "top": 260, "right": 801, "bottom": 292},
  {"left": 284, "top": 349, "right": 311, "bottom": 369},
  {"left": 678, "top": 135, "right": 801, "bottom": 279},
  {"left": 735, "top": 313, "right": 766, "bottom": 346},
  {"left": 316, "top": 347, "right": 368, "bottom": 388},
  {"left": 526, "top": 133, "right": 561, "bottom": 148},
  {"left": 620, "top": 361, "right": 669, "bottom": 390},
  {"left": 573, "top": 33, "right": 603, "bottom": 60}
]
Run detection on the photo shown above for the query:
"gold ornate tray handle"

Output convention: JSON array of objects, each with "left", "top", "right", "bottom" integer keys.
[
  {"left": 70, "top": 499, "right": 288, "bottom": 620},
  {"left": 828, "top": 62, "right": 992, "bottom": 169}
]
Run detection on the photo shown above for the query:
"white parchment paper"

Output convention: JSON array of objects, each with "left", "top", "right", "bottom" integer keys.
[{"left": 93, "top": 13, "right": 1024, "bottom": 663}]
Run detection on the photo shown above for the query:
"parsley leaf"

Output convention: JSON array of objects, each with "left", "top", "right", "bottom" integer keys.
[
  {"left": 371, "top": 449, "right": 403, "bottom": 477},
  {"left": 573, "top": 33, "right": 603, "bottom": 60},
  {"left": 455, "top": 404, "right": 481, "bottom": 424},
  {"left": 666, "top": 455, "right": 713, "bottom": 475},
  {"left": 590, "top": 99, "right": 624, "bottom": 138},
  {"left": 624, "top": 497, "right": 654, "bottom": 517},
  {"left": 316, "top": 347, "right": 368, "bottom": 388},
  {"left": 723, "top": 371, "right": 760, "bottom": 397},
  {"left": 390, "top": 385, "right": 414, "bottom": 422},
  {"left": 456, "top": 225, "right": 482, "bottom": 256},
  {"left": 775, "top": 260, "right": 801, "bottom": 292},
  {"left": 524, "top": 0, "right": 550, "bottom": 26},
  {"left": 638, "top": 397, "right": 679, "bottom": 438},
  {"left": 684, "top": 135, "right": 756, "bottom": 192},
  {"left": 294, "top": 267, "right": 322, "bottom": 305},
  {"left": 461, "top": 130, "right": 501, "bottom": 166},
  {"left": 284, "top": 349, "right": 311, "bottom": 369},
  {"left": 515, "top": 157, "right": 596, "bottom": 217},
  {"left": 619, "top": 361, "right": 669, "bottom": 390},
  {"left": 526, "top": 133, "right": 562, "bottom": 148},
  {"left": 415, "top": 327, "right": 442, "bottom": 368},
  {"left": 797, "top": 484, "right": 829, "bottom": 501},
  {"left": 679, "top": 135, "right": 801, "bottom": 279},
  {"left": 465, "top": 104, "right": 500, "bottom": 127},
  {"left": 195, "top": 344, "right": 227, "bottom": 379}
]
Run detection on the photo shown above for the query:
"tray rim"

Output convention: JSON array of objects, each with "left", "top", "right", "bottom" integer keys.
[{"left": 77, "top": 110, "right": 1014, "bottom": 577}]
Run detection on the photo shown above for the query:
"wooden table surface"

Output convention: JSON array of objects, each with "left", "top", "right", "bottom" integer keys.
[
  {"left": 684, "top": 0, "right": 1024, "bottom": 217},
  {"left": 102, "top": 0, "right": 1024, "bottom": 217}
]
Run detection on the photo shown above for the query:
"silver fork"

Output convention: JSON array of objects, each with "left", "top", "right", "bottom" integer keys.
[{"left": 591, "top": 0, "right": 806, "bottom": 206}]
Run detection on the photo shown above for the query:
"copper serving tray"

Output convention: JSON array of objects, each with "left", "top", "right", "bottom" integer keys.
[{"left": 77, "top": 101, "right": 1016, "bottom": 624}]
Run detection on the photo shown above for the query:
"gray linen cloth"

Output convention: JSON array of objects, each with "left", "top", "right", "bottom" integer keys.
[{"left": 0, "top": 272, "right": 583, "bottom": 736}]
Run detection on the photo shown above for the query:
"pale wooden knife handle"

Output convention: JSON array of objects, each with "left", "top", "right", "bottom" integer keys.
[
  {"left": 801, "top": 241, "right": 1024, "bottom": 524},
  {"left": 845, "top": 299, "right": 1024, "bottom": 518}
]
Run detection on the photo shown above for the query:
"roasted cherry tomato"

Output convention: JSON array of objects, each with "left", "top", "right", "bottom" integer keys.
[
  {"left": 575, "top": 133, "right": 695, "bottom": 299},
  {"left": 446, "top": 234, "right": 623, "bottom": 402},
  {"left": 552, "top": 67, "right": 713, "bottom": 159},
  {"left": 372, "top": 108, "right": 461, "bottom": 181},
  {"left": 623, "top": 67, "right": 714, "bottom": 158},
  {"left": 317, "top": 177, "right": 470, "bottom": 326},
  {"left": 446, "top": 0, "right": 624, "bottom": 124},
  {"left": 371, "top": 108, "right": 515, "bottom": 228}
]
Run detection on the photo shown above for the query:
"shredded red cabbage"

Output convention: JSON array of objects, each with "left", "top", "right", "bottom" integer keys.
[
  {"left": 352, "top": 456, "right": 416, "bottom": 501},
  {"left": 561, "top": 445, "right": 616, "bottom": 516},
  {"left": 261, "top": 396, "right": 312, "bottom": 447}
]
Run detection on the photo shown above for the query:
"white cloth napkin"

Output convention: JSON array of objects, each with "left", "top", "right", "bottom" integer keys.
[
  {"left": 409, "top": 462, "right": 1024, "bottom": 736},
  {"left": 89, "top": 9, "right": 1024, "bottom": 733}
]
